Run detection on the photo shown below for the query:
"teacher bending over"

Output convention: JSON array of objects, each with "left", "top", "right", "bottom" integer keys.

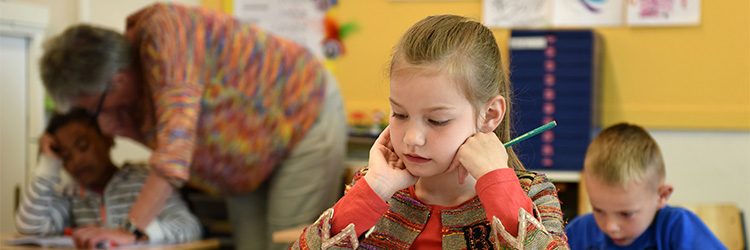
[{"left": 39, "top": 3, "right": 347, "bottom": 250}]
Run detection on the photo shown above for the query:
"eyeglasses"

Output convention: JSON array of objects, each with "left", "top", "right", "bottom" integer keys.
[{"left": 90, "top": 84, "right": 110, "bottom": 118}]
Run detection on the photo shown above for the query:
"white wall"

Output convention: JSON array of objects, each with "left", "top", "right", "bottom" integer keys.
[
  {"left": 652, "top": 130, "right": 750, "bottom": 243},
  {"left": 87, "top": 0, "right": 201, "bottom": 32},
  {"left": 9, "top": 0, "right": 200, "bottom": 33},
  {"left": 5, "top": 0, "right": 77, "bottom": 37}
]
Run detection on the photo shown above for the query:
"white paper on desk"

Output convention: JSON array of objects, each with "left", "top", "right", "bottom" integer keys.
[{"left": 5, "top": 235, "right": 75, "bottom": 248}]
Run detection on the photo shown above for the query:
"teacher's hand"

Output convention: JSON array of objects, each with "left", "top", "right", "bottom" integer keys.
[{"left": 72, "top": 225, "right": 136, "bottom": 249}]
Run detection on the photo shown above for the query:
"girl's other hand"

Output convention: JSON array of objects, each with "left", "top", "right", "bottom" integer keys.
[
  {"left": 39, "top": 133, "right": 60, "bottom": 159},
  {"left": 364, "top": 126, "right": 418, "bottom": 201},
  {"left": 447, "top": 132, "right": 509, "bottom": 184}
]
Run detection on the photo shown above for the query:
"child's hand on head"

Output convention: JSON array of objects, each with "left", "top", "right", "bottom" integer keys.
[
  {"left": 39, "top": 133, "right": 60, "bottom": 159},
  {"left": 365, "top": 126, "right": 418, "bottom": 201},
  {"left": 447, "top": 132, "right": 509, "bottom": 184}
]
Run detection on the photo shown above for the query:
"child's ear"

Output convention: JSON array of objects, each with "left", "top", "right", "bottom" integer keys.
[
  {"left": 479, "top": 95, "right": 506, "bottom": 133},
  {"left": 657, "top": 183, "right": 674, "bottom": 209}
]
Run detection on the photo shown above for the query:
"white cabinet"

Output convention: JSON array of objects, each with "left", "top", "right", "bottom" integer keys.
[
  {"left": 0, "top": 1, "right": 49, "bottom": 234},
  {"left": 0, "top": 34, "right": 29, "bottom": 234}
]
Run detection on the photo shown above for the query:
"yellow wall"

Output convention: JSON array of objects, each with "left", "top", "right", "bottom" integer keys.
[
  {"left": 334, "top": 0, "right": 749, "bottom": 130},
  {"left": 334, "top": 1, "right": 485, "bottom": 120},
  {"left": 204, "top": 0, "right": 749, "bottom": 130}
]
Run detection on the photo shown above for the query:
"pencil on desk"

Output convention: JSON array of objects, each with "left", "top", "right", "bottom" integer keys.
[
  {"left": 96, "top": 240, "right": 114, "bottom": 249},
  {"left": 504, "top": 121, "right": 557, "bottom": 148}
]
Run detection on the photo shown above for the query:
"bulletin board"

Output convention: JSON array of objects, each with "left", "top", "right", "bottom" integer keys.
[{"left": 202, "top": 0, "right": 750, "bottom": 130}]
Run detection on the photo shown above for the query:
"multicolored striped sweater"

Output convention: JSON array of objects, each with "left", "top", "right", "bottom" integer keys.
[
  {"left": 15, "top": 156, "right": 202, "bottom": 243},
  {"left": 125, "top": 3, "right": 327, "bottom": 194},
  {"left": 291, "top": 168, "right": 569, "bottom": 249}
]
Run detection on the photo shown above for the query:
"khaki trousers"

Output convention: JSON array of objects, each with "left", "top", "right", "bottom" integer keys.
[{"left": 226, "top": 74, "right": 347, "bottom": 250}]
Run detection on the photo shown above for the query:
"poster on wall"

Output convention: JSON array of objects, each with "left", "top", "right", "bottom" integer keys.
[
  {"left": 233, "top": 0, "right": 325, "bottom": 57},
  {"left": 552, "top": 0, "right": 625, "bottom": 27},
  {"left": 627, "top": 0, "right": 701, "bottom": 26},
  {"left": 483, "top": 0, "right": 623, "bottom": 28},
  {"left": 483, "top": 0, "right": 554, "bottom": 28},
  {"left": 483, "top": 0, "right": 701, "bottom": 27}
]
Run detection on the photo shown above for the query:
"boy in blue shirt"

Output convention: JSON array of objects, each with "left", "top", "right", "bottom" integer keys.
[{"left": 565, "top": 122, "right": 726, "bottom": 249}]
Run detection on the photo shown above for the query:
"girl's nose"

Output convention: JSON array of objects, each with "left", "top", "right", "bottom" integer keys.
[{"left": 403, "top": 123, "right": 425, "bottom": 147}]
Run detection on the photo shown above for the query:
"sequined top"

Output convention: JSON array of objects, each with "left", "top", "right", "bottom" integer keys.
[{"left": 292, "top": 167, "right": 570, "bottom": 250}]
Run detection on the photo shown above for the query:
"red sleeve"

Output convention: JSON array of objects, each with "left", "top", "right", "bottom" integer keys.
[
  {"left": 476, "top": 168, "right": 533, "bottom": 237},
  {"left": 331, "top": 178, "right": 390, "bottom": 236}
]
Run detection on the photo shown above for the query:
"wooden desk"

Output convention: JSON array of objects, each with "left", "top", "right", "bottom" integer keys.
[
  {"left": 272, "top": 225, "right": 307, "bottom": 244},
  {"left": 0, "top": 234, "right": 220, "bottom": 250}
]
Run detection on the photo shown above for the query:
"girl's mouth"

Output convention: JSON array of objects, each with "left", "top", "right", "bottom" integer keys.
[{"left": 404, "top": 153, "right": 430, "bottom": 163}]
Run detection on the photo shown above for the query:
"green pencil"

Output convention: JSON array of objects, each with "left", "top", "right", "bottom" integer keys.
[{"left": 504, "top": 121, "right": 557, "bottom": 148}]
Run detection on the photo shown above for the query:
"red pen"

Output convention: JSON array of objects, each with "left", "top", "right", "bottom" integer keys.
[
  {"left": 96, "top": 240, "right": 115, "bottom": 249},
  {"left": 66, "top": 227, "right": 115, "bottom": 249}
]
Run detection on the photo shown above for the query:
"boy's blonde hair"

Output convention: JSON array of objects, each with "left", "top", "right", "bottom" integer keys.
[
  {"left": 388, "top": 14, "right": 524, "bottom": 170},
  {"left": 584, "top": 123, "right": 665, "bottom": 188}
]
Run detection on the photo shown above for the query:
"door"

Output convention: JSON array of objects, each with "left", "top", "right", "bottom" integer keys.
[{"left": 0, "top": 35, "right": 29, "bottom": 234}]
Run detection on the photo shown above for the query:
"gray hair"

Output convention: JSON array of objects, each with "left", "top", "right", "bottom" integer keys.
[{"left": 40, "top": 24, "right": 131, "bottom": 112}]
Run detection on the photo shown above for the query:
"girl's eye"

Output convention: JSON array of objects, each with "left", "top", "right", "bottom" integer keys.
[
  {"left": 429, "top": 119, "right": 450, "bottom": 126},
  {"left": 620, "top": 212, "right": 634, "bottom": 218},
  {"left": 392, "top": 113, "right": 408, "bottom": 120}
]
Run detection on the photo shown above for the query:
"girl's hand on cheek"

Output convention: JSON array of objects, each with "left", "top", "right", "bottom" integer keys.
[
  {"left": 448, "top": 132, "right": 509, "bottom": 184},
  {"left": 39, "top": 133, "right": 60, "bottom": 159},
  {"left": 365, "top": 126, "right": 418, "bottom": 201}
]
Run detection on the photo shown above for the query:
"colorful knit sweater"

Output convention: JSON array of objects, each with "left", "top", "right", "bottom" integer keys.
[
  {"left": 125, "top": 3, "right": 327, "bottom": 195},
  {"left": 291, "top": 168, "right": 569, "bottom": 250}
]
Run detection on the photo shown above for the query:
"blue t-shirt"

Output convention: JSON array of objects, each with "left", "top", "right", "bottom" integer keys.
[{"left": 565, "top": 205, "right": 727, "bottom": 250}]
